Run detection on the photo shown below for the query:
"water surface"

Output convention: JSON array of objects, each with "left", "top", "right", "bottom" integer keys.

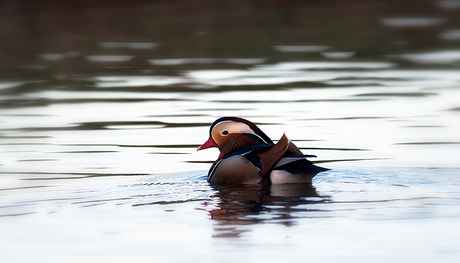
[{"left": 1, "top": 1, "right": 460, "bottom": 262}]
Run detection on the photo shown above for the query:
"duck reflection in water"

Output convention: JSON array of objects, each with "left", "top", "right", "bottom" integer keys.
[{"left": 209, "top": 183, "right": 330, "bottom": 238}]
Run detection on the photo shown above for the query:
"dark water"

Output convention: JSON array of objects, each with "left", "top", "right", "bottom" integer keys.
[{"left": 1, "top": 1, "right": 460, "bottom": 262}]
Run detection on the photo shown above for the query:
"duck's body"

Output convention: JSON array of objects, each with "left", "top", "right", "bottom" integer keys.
[{"left": 198, "top": 117, "right": 328, "bottom": 185}]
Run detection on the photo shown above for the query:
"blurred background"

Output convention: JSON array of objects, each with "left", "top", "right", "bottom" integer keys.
[{"left": 2, "top": 0, "right": 460, "bottom": 77}]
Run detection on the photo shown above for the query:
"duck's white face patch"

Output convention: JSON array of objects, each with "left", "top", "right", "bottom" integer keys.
[{"left": 211, "top": 120, "right": 267, "bottom": 145}]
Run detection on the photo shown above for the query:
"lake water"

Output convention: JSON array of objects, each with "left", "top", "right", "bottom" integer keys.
[{"left": 1, "top": 1, "right": 460, "bottom": 262}]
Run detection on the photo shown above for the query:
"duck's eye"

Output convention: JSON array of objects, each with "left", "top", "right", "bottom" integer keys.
[{"left": 221, "top": 130, "right": 229, "bottom": 135}]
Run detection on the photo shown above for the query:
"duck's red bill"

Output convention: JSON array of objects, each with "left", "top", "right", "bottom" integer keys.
[{"left": 197, "top": 137, "right": 217, "bottom": 151}]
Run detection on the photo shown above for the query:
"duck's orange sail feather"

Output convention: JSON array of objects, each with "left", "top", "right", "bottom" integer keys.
[{"left": 257, "top": 133, "right": 291, "bottom": 176}]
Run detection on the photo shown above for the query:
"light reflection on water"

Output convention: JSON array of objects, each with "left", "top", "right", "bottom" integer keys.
[
  {"left": 1, "top": 168, "right": 460, "bottom": 262},
  {"left": 1, "top": 55, "right": 460, "bottom": 261}
]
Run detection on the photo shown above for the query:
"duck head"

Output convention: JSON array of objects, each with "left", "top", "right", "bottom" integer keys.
[{"left": 198, "top": 117, "right": 274, "bottom": 158}]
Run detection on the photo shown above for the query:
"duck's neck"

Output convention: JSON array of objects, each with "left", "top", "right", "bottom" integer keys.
[{"left": 218, "top": 133, "right": 267, "bottom": 159}]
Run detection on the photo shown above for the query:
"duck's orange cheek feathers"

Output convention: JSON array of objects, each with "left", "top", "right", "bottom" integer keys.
[{"left": 197, "top": 137, "right": 218, "bottom": 151}]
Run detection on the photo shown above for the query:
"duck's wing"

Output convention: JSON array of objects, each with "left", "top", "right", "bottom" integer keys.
[
  {"left": 254, "top": 134, "right": 323, "bottom": 177},
  {"left": 287, "top": 140, "right": 303, "bottom": 155},
  {"left": 257, "top": 133, "right": 290, "bottom": 176}
]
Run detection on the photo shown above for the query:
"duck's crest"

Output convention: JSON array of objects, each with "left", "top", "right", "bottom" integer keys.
[{"left": 210, "top": 117, "right": 273, "bottom": 144}]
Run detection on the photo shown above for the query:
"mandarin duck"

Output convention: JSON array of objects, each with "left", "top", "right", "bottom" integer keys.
[{"left": 198, "top": 117, "right": 329, "bottom": 185}]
